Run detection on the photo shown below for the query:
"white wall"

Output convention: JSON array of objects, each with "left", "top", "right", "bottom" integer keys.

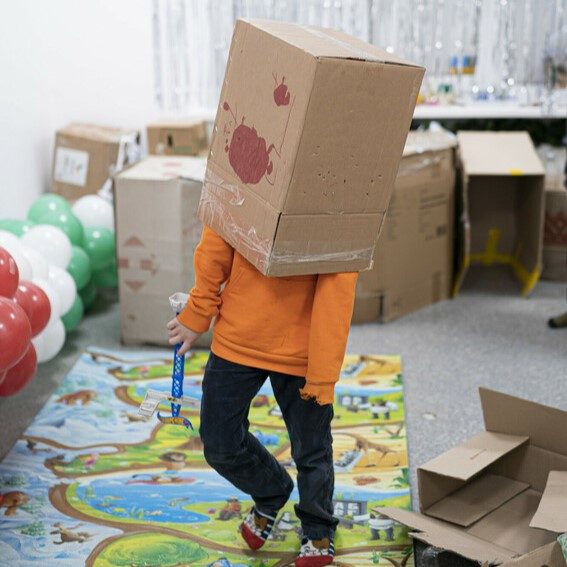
[{"left": 0, "top": 0, "right": 156, "bottom": 218}]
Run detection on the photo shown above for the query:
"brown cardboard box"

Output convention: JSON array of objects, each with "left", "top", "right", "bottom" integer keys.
[
  {"left": 543, "top": 188, "right": 567, "bottom": 281},
  {"left": 147, "top": 120, "right": 209, "bottom": 156},
  {"left": 52, "top": 123, "right": 141, "bottom": 201},
  {"left": 453, "top": 132, "right": 545, "bottom": 297},
  {"left": 538, "top": 146, "right": 567, "bottom": 281},
  {"left": 382, "top": 388, "right": 567, "bottom": 566},
  {"left": 199, "top": 19, "right": 424, "bottom": 276},
  {"left": 352, "top": 129, "right": 457, "bottom": 324},
  {"left": 114, "top": 156, "right": 211, "bottom": 347}
]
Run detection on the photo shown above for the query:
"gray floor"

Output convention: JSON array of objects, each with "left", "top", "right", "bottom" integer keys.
[{"left": 1, "top": 267, "right": 566, "bottom": 508}]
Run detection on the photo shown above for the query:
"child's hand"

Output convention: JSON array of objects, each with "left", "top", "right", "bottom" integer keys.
[{"left": 166, "top": 318, "right": 201, "bottom": 355}]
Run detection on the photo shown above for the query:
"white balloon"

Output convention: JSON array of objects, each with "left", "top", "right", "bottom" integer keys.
[
  {"left": 72, "top": 195, "right": 114, "bottom": 232},
  {"left": 4, "top": 245, "right": 33, "bottom": 281},
  {"left": 21, "top": 225, "right": 72, "bottom": 269},
  {"left": 21, "top": 246, "right": 49, "bottom": 280},
  {"left": 0, "top": 230, "right": 22, "bottom": 252},
  {"left": 33, "top": 277, "right": 62, "bottom": 325},
  {"left": 33, "top": 319, "right": 65, "bottom": 363},
  {"left": 47, "top": 265, "right": 76, "bottom": 315}
]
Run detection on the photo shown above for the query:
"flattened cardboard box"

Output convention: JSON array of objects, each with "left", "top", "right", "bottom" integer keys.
[
  {"left": 381, "top": 388, "right": 567, "bottom": 566},
  {"left": 453, "top": 132, "right": 545, "bottom": 297},
  {"left": 353, "top": 130, "right": 456, "bottom": 323},
  {"left": 114, "top": 156, "right": 211, "bottom": 347},
  {"left": 199, "top": 19, "right": 424, "bottom": 276},
  {"left": 52, "top": 123, "right": 141, "bottom": 201},
  {"left": 147, "top": 120, "right": 209, "bottom": 157}
]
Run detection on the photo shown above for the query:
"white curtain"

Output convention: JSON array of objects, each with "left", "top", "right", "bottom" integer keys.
[{"left": 153, "top": 0, "right": 567, "bottom": 114}]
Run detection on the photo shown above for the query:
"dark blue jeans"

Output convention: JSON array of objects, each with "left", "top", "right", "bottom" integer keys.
[{"left": 199, "top": 352, "right": 338, "bottom": 540}]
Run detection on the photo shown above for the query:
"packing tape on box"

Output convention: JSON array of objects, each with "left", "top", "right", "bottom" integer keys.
[
  {"left": 98, "top": 133, "right": 142, "bottom": 202},
  {"left": 199, "top": 169, "right": 272, "bottom": 271},
  {"left": 200, "top": 167, "right": 375, "bottom": 269}
]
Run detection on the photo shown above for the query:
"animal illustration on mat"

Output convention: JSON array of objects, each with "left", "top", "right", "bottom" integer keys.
[
  {"left": 217, "top": 497, "right": 242, "bottom": 521},
  {"left": 0, "top": 491, "right": 30, "bottom": 516},
  {"left": 56, "top": 389, "right": 96, "bottom": 405},
  {"left": 50, "top": 523, "right": 92, "bottom": 545}
]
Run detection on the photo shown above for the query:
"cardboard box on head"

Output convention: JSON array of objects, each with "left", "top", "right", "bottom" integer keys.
[
  {"left": 114, "top": 156, "right": 211, "bottom": 347},
  {"left": 453, "top": 132, "right": 546, "bottom": 297},
  {"left": 381, "top": 388, "right": 567, "bottom": 567},
  {"left": 199, "top": 19, "right": 424, "bottom": 277},
  {"left": 52, "top": 123, "right": 141, "bottom": 202}
]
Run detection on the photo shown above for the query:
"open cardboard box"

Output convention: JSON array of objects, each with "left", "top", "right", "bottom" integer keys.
[
  {"left": 381, "top": 388, "right": 567, "bottom": 566},
  {"left": 453, "top": 132, "right": 545, "bottom": 297}
]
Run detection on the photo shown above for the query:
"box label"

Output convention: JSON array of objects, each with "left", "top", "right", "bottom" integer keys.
[{"left": 54, "top": 147, "right": 89, "bottom": 187}]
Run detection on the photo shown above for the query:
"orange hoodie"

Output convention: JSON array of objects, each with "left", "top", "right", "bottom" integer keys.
[{"left": 178, "top": 226, "right": 358, "bottom": 404}]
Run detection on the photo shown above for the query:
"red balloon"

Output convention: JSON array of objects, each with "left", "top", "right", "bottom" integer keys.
[
  {"left": 0, "top": 247, "right": 19, "bottom": 298},
  {"left": 0, "top": 343, "right": 37, "bottom": 396},
  {"left": 0, "top": 297, "right": 31, "bottom": 371},
  {"left": 12, "top": 281, "right": 51, "bottom": 337},
  {"left": 0, "top": 369, "right": 6, "bottom": 386}
]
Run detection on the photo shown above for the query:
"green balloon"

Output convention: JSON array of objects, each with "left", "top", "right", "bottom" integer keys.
[
  {"left": 92, "top": 261, "right": 118, "bottom": 289},
  {"left": 61, "top": 295, "right": 84, "bottom": 332},
  {"left": 82, "top": 227, "right": 115, "bottom": 271},
  {"left": 38, "top": 210, "right": 84, "bottom": 245},
  {"left": 67, "top": 246, "right": 92, "bottom": 290},
  {"left": 0, "top": 219, "right": 36, "bottom": 236},
  {"left": 27, "top": 194, "right": 71, "bottom": 222},
  {"left": 79, "top": 279, "right": 97, "bottom": 311}
]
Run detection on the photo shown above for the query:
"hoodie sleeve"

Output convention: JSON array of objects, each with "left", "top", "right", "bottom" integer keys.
[
  {"left": 177, "top": 226, "right": 234, "bottom": 333},
  {"left": 301, "top": 271, "right": 359, "bottom": 405}
]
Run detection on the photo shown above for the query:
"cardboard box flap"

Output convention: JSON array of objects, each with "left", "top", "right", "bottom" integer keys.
[
  {"left": 420, "top": 431, "right": 530, "bottom": 481},
  {"left": 246, "top": 19, "right": 420, "bottom": 67},
  {"left": 530, "top": 471, "right": 567, "bottom": 532},
  {"left": 480, "top": 388, "right": 567, "bottom": 456},
  {"left": 59, "top": 122, "right": 138, "bottom": 143},
  {"left": 379, "top": 507, "right": 517, "bottom": 564},
  {"left": 457, "top": 131, "right": 544, "bottom": 176},
  {"left": 500, "top": 542, "right": 567, "bottom": 567},
  {"left": 425, "top": 473, "right": 530, "bottom": 527},
  {"left": 119, "top": 156, "right": 206, "bottom": 182},
  {"left": 403, "top": 128, "right": 458, "bottom": 157}
]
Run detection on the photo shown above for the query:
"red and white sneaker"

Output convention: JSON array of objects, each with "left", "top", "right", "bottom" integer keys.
[
  {"left": 239, "top": 506, "right": 276, "bottom": 550},
  {"left": 295, "top": 536, "right": 335, "bottom": 567}
]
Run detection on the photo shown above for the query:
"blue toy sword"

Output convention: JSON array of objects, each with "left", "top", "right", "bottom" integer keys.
[{"left": 138, "top": 293, "right": 200, "bottom": 429}]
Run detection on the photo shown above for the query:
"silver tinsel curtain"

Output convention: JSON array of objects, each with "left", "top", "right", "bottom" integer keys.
[{"left": 153, "top": 0, "right": 567, "bottom": 114}]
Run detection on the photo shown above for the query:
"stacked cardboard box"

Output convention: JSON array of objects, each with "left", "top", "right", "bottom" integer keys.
[
  {"left": 199, "top": 19, "right": 424, "bottom": 276},
  {"left": 383, "top": 388, "right": 567, "bottom": 567},
  {"left": 52, "top": 123, "right": 141, "bottom": 201},
  {"left": 538, "top": 145, "right": 567, "bottom": 281},
  {"left": 114, "top": 156, "right": 211, "bottom": 347},
  {"left": 147, "top": 120, "right": 209, "bottom": 157},
  {"left": 453, "top": 132, "right": 545, "bottom": 297},
  {"left": 353, "top": 129, "right": 457, "bottom": 324}
]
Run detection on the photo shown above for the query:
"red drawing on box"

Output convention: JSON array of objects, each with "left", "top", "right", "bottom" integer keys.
[
  {"left": 221, "top": 74, "right": 295, "bottom": 186},
  {"left": 544, "top": 211, "right": 567, "bottom": 246},
  {"left": 272, "top": 73, "right": 291, "bottom": 106}
]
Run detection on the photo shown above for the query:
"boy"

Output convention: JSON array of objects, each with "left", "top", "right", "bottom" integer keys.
[{"left": 167, "top": 225, "right": 358, "bottom": 567}]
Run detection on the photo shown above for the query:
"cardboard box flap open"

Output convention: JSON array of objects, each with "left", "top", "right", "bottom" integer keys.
[
  {"left": 530, "top": 471, "right": 567, "bottom": 532},
  {"left": 379, "top": 507, "right": 517, "bottom": 565},
  {"left": 245, "top": 19, "right": 421, "bottom": 67},
  {"left": 119, "top": 156, "right": 206, "bottom": 182},
  {"left": 457, "top": 132, "right": 544, "bottom": 177},
  {"left": 480, "top": 388, "right": 567, "bottom": 456},
  {"left": 425, "top": 473, "right": 530, "bottom": 527},
  {"left": 500, "top": 542, "right": 566, "bottom": 567},
  {"left": 420, "top": 431, "right": 529, "bottom": 481}
]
